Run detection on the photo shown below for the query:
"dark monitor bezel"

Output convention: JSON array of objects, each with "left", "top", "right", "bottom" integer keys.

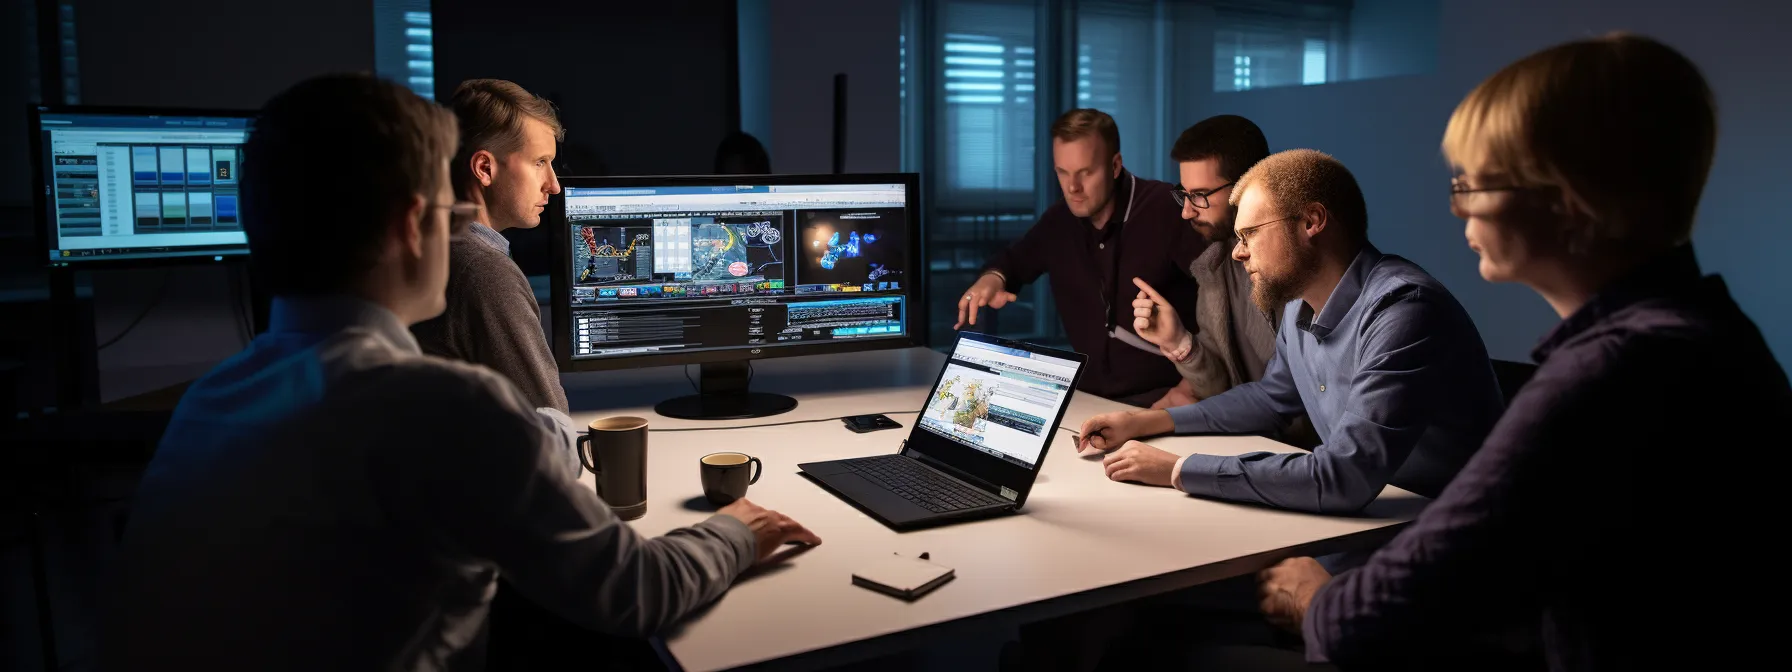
[
  {"left": 550, "top": 172, "right": 927, "bottom": 373},
  {"left": 29, "top": 104, "right": 257, "bottom": 269},
  {"left": 902, "top": 330, "right": 1087, "bottom": 508}
]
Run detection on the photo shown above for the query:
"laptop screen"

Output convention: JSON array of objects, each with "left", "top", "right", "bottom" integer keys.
[{"left": 915, "top": 335, "right": 1082, "bottom": 470}]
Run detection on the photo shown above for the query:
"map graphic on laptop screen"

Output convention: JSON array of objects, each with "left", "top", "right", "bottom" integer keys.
[{"left": 917, "top": 337, "right": 1079, "bottom": 470}]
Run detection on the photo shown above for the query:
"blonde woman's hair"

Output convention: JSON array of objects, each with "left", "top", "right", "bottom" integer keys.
[{"left": 1442, "top": 33, "right": 1716, "bottom": 255}]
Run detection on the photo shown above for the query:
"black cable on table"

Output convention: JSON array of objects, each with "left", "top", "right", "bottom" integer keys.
[{"left": 648, "top": 409, "right": 920, "bottom": 433}]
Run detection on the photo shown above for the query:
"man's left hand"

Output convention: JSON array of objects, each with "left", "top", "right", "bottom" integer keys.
[
  {"left": 1101, "top": 440, "right": 1180, "bottom": 487},
  {"left": 1257, "top": 557, "right": 1332, "bottom": 633},
  {"left": 1150, "top": 379, "right": 1200, "bottom": 410}
]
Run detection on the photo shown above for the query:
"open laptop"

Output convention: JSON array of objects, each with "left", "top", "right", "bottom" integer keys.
[{"left": 798, "top": 331, "right": 1087, "bottom": 530}]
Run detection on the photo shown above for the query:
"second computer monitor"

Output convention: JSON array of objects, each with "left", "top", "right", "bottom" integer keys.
[
  {"left": 30, "top": 105, "right": 254, "bottom": 266},
  {"left": 551, "top": 174, "right": 923, "bottom": 419}
]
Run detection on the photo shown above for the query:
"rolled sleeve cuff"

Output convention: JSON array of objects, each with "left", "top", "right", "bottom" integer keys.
[
  {"left": 1165, "top": 402, "right": 1214, "bottom": 434},
  {"left": 1301, "top": 578, "right": 1338, "bottom": 663},
  {"left": 1175, "top": 452, "right": 1235, "bottom": 497}
]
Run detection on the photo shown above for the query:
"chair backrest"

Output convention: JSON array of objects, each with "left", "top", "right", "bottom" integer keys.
[{"left": 1490, "top": 359, "right": 1539, "bottom": 406}]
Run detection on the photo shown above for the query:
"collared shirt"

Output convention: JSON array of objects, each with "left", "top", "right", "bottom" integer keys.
[
  {"left": 1302, "top": 245, "right": 1792, "bottom": 670},
  {"left": 1166, "top": 244, "right": 1505, "bottom": 513},
  {"left": 103, "top": 295, "right": 757, "bottom": 671},
  {"left": 982, "top": 169, "right": 1207, "bottom": 405},
  {"left": 466, "top": 221, "right": 510, "bottom": 255}
]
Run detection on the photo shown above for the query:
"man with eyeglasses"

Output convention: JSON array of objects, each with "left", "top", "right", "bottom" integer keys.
[
  {"left": 103, "top": 74, "right": 821, "bottom": 671},
  {"left": 1079, "top": 148, "right": 1503, "bottom": 519},
  {"left": 956, "top": 108, "right": 1205, "bottom": 407},
  {"left": 1129, "top": 116, "right": 1283, "bottom": 413}
]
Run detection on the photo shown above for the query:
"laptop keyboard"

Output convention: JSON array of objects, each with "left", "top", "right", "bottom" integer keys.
[{"left": 840, "top": 454, "right": 1009, "bottom": 513}]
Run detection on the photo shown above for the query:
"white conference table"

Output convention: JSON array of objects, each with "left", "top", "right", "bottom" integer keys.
[{"left": 563, "top": 347, "right": 1425, "bottom": 672}]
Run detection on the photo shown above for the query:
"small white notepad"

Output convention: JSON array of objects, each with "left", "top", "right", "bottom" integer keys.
[{"left": 852, "top": 554, "right": 955, "bottom": 601}]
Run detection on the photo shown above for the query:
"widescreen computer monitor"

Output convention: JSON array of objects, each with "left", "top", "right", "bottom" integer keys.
[
  {"left": 551, "top": 173, "right": 924, "bottom": 420},
  {"left": 30, "top": 106, "right": 254, "bottom": 267}
]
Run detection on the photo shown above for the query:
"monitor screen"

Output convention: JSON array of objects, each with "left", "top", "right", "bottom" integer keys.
[
  {"left": 559, "top": 179, "right": 915, "bottom": 364},
  {"left": 34, "top": 108, "right": 253, "bottom": 265},
  {"left": 917, "top": 335, "right": 1081, "bottom": 470}
]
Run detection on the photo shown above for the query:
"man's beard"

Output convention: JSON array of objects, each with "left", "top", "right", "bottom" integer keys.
[
  {"left": 1192, "top": 208, "right": 1237, "bottom": 246},
  {"left": 1250, "top": 238, "right": 1318, "bottom": 318}
]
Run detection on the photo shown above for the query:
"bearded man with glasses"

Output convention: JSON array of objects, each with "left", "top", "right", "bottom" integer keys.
[{"left": 1079, "top": 148, "right": 1503, "bottom": 523}]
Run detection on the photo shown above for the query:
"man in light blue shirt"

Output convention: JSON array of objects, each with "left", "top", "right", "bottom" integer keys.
[
  {"left": 1079, "top": 149, "right": 1503, "bottom": 513},
  {"left": 102, "top": 74, "right": 819, "bottom": 672}
]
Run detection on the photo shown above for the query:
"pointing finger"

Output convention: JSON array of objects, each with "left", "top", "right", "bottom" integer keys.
[{"left": 1131, "top": 277, "right": 1169, "bottom": 305}]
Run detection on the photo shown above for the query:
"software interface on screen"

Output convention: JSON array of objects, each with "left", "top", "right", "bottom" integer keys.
[
  {"left": 37, "top": 111, "right": 252, "bottom": 263},
  {"left": 918, "top": 338, "right": 1079, "bottom": 469},
  {"left": 564, "top": 183, "right": 911, "bottom": 360}
]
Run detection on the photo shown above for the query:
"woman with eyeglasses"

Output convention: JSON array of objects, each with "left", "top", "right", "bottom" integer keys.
[{"left": 1256, "top": 32, "right": 1792, "bottom": 672}]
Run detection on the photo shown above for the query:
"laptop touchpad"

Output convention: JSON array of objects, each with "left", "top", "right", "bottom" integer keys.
[
  {"left": 800, "top": 460, "right": 853, "bottom": 477},
  {"left": 832, "top": 473, "right": 932, "bottom": 519}
]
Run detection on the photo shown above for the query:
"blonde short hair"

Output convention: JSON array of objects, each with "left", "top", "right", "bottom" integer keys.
[
  {"left": 1442, "top": 33, "right": 1716, "bottom": 255},
  {"left": 1231, "top": 148, "right": 1368, "bottom": 243},
  {"left": 1050, "top": 108, "right": 1121, "bottom": 158}
]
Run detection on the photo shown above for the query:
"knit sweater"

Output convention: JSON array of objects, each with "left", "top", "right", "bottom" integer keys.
[{"left": 411, "top": 224, "right": 570, "bottom": 414}]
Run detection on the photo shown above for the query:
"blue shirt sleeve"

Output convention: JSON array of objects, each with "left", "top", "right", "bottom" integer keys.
[
  {"left": 1165, "top": 307, "right": 1304, "bottom": 435},
  {"left": 1174, "top": 291, "right": 1446, "bottom": 514}
]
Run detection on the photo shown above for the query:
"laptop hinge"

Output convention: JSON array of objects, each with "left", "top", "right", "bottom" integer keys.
[{"left": 901, "top": 440, "right": 1006, "bottom": 497}]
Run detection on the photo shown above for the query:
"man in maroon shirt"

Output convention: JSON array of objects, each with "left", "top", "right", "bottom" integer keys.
[{"left": 957, "top": 109, "right": 1204, "bottom": 407}]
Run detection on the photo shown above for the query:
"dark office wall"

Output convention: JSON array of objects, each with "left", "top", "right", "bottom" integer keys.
[
  {"left": 73, "top": 0, "right": 375, "bottom": 109},
  {"left": 759, "top": 0, "right": 901, "bottom": 175},
  {"left": 1212, "top": 0, "right": 1792, "bottom": 374},
  {"left": 51, "top": 0, "right": 377, "bottom": 402},
  {"left": 1, "top": 0, "right": 34, "bottom": 216},
  {"left": 432, "top": 0, "right": 736, "bottom": 178}
]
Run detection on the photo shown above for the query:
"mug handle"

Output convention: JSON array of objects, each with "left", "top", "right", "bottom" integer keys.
[
  {"left": 747, "top": 456, "right": 762, "bottom": 485},
  {"left": 577, "top": 435, "right": 604, "bottom": 496}
]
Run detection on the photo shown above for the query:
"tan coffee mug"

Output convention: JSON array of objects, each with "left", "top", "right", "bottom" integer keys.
[{"left": 577, "top": 416, "right": 649, "bottom": 520}]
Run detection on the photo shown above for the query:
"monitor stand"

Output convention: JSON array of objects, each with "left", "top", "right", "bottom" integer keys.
[{"left": 654, "top": 361, "right": 797, "bottom": 421}]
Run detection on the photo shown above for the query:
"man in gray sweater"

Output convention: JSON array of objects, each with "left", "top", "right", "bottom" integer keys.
[
  {"left": 1134, "top": 116, "right": 1278, "bottom": 408},
  {"left": 412, "top": 79, "right": 569, "bottom": 422}
]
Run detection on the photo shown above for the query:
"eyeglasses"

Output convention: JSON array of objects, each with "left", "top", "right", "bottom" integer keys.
[
  {"left": 1449, "top": 178, "right": 1546, "bottom": 217},
  {"left": 1170, "top": 181, "right": 1235, "bottom": 210},
  {"left": 1233, "top": 215, "right": 1300, "bottom": 251},
  {"left": 430, "top": 201, "right": 482, "bottom": 237}
]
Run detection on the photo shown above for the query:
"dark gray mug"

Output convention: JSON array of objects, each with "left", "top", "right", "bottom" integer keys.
[
  {"left": 700, "top": 452, "right": 762, "bottom": 506},
  {"left": 577, "top": 416, "right": 649, "bottom": 520}
]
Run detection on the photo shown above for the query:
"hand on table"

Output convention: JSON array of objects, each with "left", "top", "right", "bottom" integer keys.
[
  {"left": 1150, "top": 379, "right": 1200, "bottom": 410},
  {"left": 1101, "top": 440, "right": 1180, "bottom": 487},
  {"left": 1257, "top": 557, "right": 1331, "bottom": 634},
  {"left": 717, "top": 498, "right": 822, "bottom": 565},
  {"left": 1077, "top": 409, "right": 1173, "bottom": 455}
]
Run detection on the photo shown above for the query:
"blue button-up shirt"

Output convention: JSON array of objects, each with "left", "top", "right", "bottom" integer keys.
[{"left": 1166, "top": 244, "right": 1504, "bottom": 513}]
